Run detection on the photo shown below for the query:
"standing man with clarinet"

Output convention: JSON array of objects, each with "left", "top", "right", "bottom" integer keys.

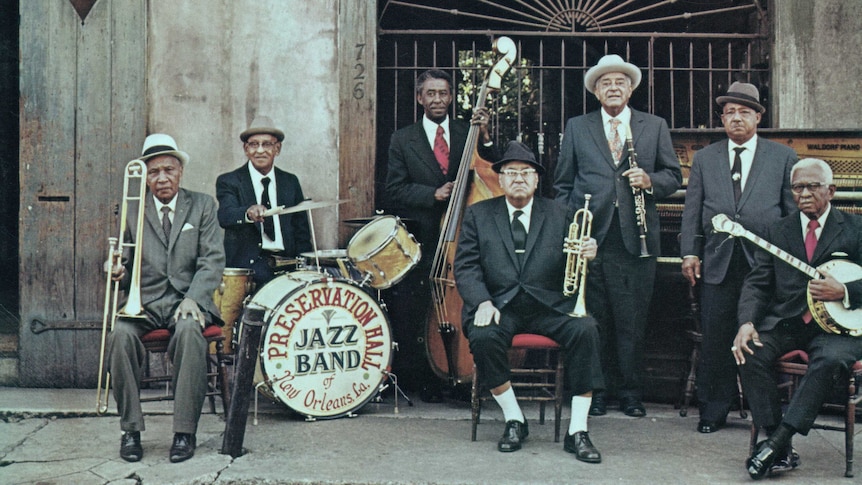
[{"left": 553, "top": 54, "right": 681, "bottom": 417}]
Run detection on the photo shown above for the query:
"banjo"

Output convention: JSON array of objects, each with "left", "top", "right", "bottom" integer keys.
[{"left": 712, "top": 214, "right": 862, "bottom": 337}]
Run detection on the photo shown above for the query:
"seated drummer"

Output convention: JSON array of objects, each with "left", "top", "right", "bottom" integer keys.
[
  {"left": 454, "top": 141, "right": 605, "bottom": 462},
  {"left": 216, "top": 115, "right": 313, "bottom": 287}
]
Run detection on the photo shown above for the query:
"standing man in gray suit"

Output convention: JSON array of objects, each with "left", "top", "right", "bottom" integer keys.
[
  {"left": 107, "top": 134, "right": 225, "bottom": 463},
  {"left": 553, "top": 54, "right": 681, "bottom": 417},
  {"left": 680, "top": 82, "right": 797, "bottom": 434}
]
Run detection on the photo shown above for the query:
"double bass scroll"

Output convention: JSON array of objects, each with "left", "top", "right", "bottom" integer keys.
[{"left": 426, "top": 37, "right": 517, "bottom": 387}]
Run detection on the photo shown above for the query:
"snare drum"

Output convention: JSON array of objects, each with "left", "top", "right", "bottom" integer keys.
[
  {"left": 213, "top": 268, "right": 255, "bottom": 352},
  {"left": 250, "top": 271, "right": 393, "bottom": 419},
  {"left": 347, "top": 215, "right": 421, "bottom": 289}
]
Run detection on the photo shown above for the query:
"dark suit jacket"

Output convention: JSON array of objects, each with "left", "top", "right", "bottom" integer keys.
[
  {"left": 123, "top": 189, "right": 225, "bottom": 319},
  {"left": 553, "top": 108, "right": 681, "bottom": 257},
  {"left": 385, "top": 118, "right": 495, "bottom": 258},
  {"left": 454, "top": 196, "right": 575, "bottom": 319},
  {"left": 680, "top": 137, "right": 797, "bottom": 284},
  {"left": 738, "top": 208, "right": 862, "bottom": 332},
  {"left": 216, "top": 164, "right": 313, "bottom": 272}
]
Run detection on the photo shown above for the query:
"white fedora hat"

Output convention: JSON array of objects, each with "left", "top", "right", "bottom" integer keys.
[
  {"left": 140, "top": 133, "right": 189, "bottom": 165},
  {"left": 584, "top": 54, "right": 642, "bottom": 94}
]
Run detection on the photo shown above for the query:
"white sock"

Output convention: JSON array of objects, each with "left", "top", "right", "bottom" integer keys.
[
  {"left": 568, "top": 395, "right": 591, "bottom": 435},
  {"left": 492, "top": 388, "right": 524, "bottom": 423}
]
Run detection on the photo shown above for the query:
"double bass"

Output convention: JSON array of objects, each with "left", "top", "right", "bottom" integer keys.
[{"left": 425, "top": 37, "right": 517, "bottom": 387}]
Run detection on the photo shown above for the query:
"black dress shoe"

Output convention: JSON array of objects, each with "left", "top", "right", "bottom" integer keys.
[
  {"left": 697, "top": 418, "right": 726, "bottom": 433},
  {"left": 589, "top": 394, "right": 607, "bottom": 416},
  {"left": 169, "top": 433, "right": 196, "bottom": 463},
  {"left": 120, "top": 431, "right": 142, "bottom": 462},
  {"left": 746, "top": 439, "right": 780, "bottom": 480},
  {"left": 620, "top": 397, "right": 646, "bottom": 417},
  {"left": 770, "top": 447, "right": 800, "bottom": 474},
  {"left": 497, "top": 420, "right": 529, "bottom": 452},
  {"left": 564, "top": 431, "right": 602, "bottom": 463}
]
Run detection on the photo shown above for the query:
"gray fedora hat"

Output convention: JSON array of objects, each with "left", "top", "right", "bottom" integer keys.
[
  {"left": 139, "top": 133, "right": 190, "bottom": 165},
  {"left": 240, "top": 115, "right": 285, "bottom": 142},
  {"left": 584, "top": 54, "right": 642, "bottom": 94},
  {"left": 716, "top": 82, "right": 765, "bottom": 113},
  {"left": 491, "top": 141, "right": 544, "bottom": 174}
]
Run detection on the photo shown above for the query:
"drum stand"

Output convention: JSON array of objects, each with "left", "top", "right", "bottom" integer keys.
[{"left": 368, "top": 286, "right": 414, "bottom": 412}]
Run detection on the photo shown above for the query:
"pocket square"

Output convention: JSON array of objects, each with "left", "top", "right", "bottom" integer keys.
[
  {"left": 181, "top": 223, "right": 195, "bottom": 232},
  {"left": 830, "top": 252, "right": 849, "bottom": 258}
]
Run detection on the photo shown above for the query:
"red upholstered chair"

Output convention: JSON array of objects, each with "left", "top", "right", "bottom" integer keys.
[
  {"left": 748, "top": 350, "right": 862, "bottom": 478},
  {"left": 139, "top": 325, "right": 231, "bottom": 414},
  {"left": 471, "top": 334, "right": 565, "bottom": 442}
]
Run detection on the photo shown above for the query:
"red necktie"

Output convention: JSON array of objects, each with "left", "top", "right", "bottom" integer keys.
[
  {"left": 433, "top": 125, "right": 449, "bottom": 174},
  {"left": 802, "top": 219, "right": 820, "bottom": 323}
]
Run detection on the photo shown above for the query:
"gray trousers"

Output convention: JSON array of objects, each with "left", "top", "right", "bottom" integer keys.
[{"left": 107, "top": 295, "right": 208, "bottom": 434}]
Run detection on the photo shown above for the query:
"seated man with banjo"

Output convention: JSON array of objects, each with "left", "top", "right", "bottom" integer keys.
[{"left": 724, "top": 158, "right": 862, "bottom": 479}]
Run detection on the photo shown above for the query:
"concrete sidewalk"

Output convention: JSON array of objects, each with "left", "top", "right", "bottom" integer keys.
[{"left": 0, "top": 387, "right": 856, "bottom": 484}]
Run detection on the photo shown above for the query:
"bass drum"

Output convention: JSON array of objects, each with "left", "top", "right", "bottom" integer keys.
[{"left": 250, "top": 271, "right": 393, "bottom": 419}]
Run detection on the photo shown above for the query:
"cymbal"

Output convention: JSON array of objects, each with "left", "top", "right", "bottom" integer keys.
[
  {"left": 264, "top": 199, "right": 347, "bottom": 217},
  {"left": 301, "top": 249, "right": 348, "bottom": 260},
  {"left": 342, "top": 216, "right": 413, "bottom": 226}
]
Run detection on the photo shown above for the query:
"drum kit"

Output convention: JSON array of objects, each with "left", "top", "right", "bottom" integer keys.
[{"left": 214, "top": 199, "right": 421, "bottom": 420}]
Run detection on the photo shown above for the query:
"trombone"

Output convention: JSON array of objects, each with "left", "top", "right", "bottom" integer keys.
[
  {"left": 96, "top": 159, "right": 148, "bottom": 414},
  {"left": 563, "top": 194, "right": 593, "bottom": 317}
]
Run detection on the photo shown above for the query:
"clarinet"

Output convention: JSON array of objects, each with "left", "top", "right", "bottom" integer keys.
[{"left": 624, "top": 126, "right": 651, "bottom": 257}]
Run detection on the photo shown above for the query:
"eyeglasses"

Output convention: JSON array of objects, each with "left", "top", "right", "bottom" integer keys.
[
  {"left": 500, "top": 168, "right": 537, "bottom": 178},
  {"left": 791, "top": 182, "right": 825, "bottom": 194},
  {"left": 246, "top": 141, "right": 277, "bottom": 150}
]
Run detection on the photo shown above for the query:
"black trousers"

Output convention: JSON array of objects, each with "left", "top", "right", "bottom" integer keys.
[
  {"left": 586, "top": 211, "right": 656, "bottom": 400},
  {"left": 740, "top": 317, "right": 862, "bottom": 434},
  {"left": 697, "top": 240, "right": 750, "bottom": 421},
  {"left": 465, "top": 292, "right": 604, "bottom": 396}
]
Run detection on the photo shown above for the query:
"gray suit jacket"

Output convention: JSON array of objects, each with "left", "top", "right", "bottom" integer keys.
[
  {"left": 123, "top": 188, "right": 225, "bottom": 320},
  {"left": 553, "top": 108, "right": 681, "bottom": 257},
  {"left": 454, "top": 196, "right": 574, "bottom": 319},
  {"left": 680, "top": 137, "right": 797, "bottom": 284}
]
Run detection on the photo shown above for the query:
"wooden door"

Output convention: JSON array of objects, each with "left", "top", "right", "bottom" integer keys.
[{"left": 18, "top": 0, "right": 145, "bottom": 386}]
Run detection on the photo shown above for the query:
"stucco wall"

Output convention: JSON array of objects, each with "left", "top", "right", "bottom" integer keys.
[
  {"left": 773, "top": 0, "right": 862, "bottom": 128},
  {"left": 146, "top": 1, "right": 341, "bottom": 248}
]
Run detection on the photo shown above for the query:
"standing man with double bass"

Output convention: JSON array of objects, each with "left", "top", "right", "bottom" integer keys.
[
  {"left": 553, "top": 54, "right": 681, "bottom": 417},
  {"left": 384, "top": 69, "right": 495, "bottom": 401}
]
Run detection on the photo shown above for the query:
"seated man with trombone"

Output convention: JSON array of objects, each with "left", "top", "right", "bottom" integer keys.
[
  {"left": 102, "top": 134, "right": 225, "bottom": 463},
  {"left": 454, "top": 141, "right": 604, "bottom": 462}
]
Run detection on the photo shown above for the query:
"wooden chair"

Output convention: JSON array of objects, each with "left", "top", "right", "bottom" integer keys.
[
  {"left": 748, "top": 350, "right": 862, "bottom": 478},
  {"left": 139, "top": 325, "right": 231, "bottom": 414},
  {"left": 471, "top": 334, "right": 565, "bottom": 443}
]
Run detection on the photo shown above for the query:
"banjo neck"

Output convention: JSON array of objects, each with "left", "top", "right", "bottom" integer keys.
[{"left": 711, "top": 214, "right": 819, "bottom": 280}]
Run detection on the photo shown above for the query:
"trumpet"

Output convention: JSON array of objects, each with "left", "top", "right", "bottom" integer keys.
[
  {"left": 96, "top": 159, "right": 148, "bottom": 414},
  {"left": 624, "top": 124, "right": 651, "bottom": 257},
  {"left": 563, "top": 194, "right": 593, "bottom": 317}
]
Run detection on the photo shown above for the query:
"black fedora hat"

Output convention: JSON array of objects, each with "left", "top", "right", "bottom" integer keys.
[
  {"left": 491, "top": 141, "right": 544, "bottom": 174},
  {"left": 716, "top": 82, "right": 766, "bottom": 113}
]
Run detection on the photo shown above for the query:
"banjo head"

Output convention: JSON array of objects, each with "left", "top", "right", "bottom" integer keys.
[{"left": 808, "top": 259, "right": 862, "bottom": 337}]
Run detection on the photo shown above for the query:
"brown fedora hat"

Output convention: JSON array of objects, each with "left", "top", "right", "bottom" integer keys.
[
  {"left": 716, "top": 82, "right": 766, "bottom": 113},
  {"left": 240, "top": 115, "right": 285, "bottom": 142}
]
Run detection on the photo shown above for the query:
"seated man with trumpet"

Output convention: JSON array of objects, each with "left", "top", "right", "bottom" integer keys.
[
  {"left": 216, "top": 115, "right": 313, "bottom": 287},
  {"left": 732, "top": 158, "right": 862, "bottom": 479},
  {"left": 454, "top": 141, "right": 604, "bottom": 462},
  {"left": 105, "top": 134, "right": 225, "bottom": 463}
]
